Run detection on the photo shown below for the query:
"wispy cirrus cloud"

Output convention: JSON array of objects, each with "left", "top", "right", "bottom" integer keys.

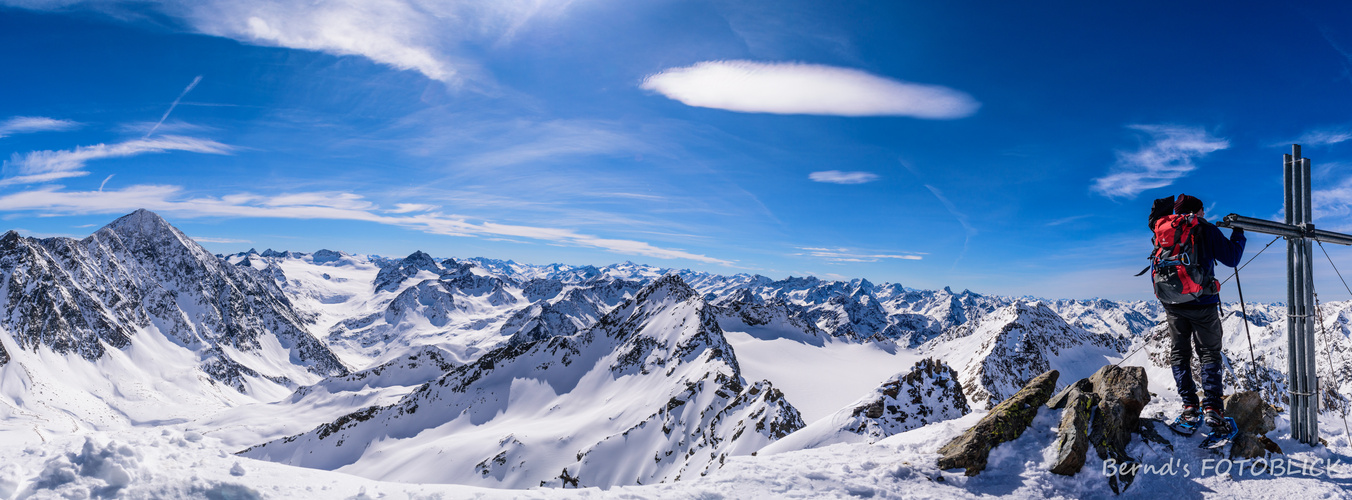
[
  {"left": 115, "top": 120, "right": 216, "bottom": 136},
  {"left": 809, "top": 170, "right": 878, "bottom": 184},
  {"left": 795, "top": 247, "right": 924, "bottom": 263},
  {"left": 387, "top": 203, "right": 439, "bottom": 213},
  {"left": 1286, "top": 127, "right": 1352, "bottom": 147},
  {"left": 641, "top": 60, "right": 979, "bottom": 118},
  {"left": 1091, "top": 125, "right": 1229, "bottom": 199},
  {"left": 192, "top": 236, "right": 252, "bottom": 244},
  {"left": 0, "top": 184, "right": 734, "bottom": 265},
  {"left": 1, "top": 1, "right": 573, "bottom": 86},
  {"left": 0, "top": 116, "right": 81, "bottom": 138},
  {"left": 1046, "top": 214, "right": 1093, "bottom": 227},
  {"left": 455, "top": 119, "right": 656, "bottom": 169},
  {"left": 0, "top": 136, "right": 233, "bottom": 186},
  {"left": 1311, "top": 175, "right": 1352, "bottom": 229}
]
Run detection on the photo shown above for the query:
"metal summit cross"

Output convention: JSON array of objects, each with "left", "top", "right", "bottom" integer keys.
[{"left": 1216, "top": 144, "right": 1352, "bottom": 445}]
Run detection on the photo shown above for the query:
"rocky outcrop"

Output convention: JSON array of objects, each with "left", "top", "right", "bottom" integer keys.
[
  {"left": 847, "top": 359, "right": 970, "bottom": 439},
  {"left": 937, "top": 369, "right": 1058, "bottom": 476},
  {"left": 311, "top": 249, "right": 343, "bottom": 263},
  {"left": 1049, "top": 388, "right": 1098, "bottom": 475},
  {"left": 1087, "top": 365, "right": 1150, "bottom": 460},
  {"left": 1042, "top": 365, "right": 1150, "bottom": 492},
  {"left": 1225, "top": 390, "right": 1281, "bottom": 460},
  {"left": 924, "top": 301, "right": 1127, "bottom": 410}
]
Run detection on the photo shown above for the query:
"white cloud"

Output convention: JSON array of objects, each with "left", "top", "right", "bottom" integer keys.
[
  {"left": 388, "top": 203, "right": 439, "bottom": 213},
  {"left": 457, "top": 120, "right": 654, "bottom": 168},
  {"left": 0, "top": 184, "right": 734, "bottom": 265},
  {"left": 1091, "top": 125, "right": 1229, "bottom": 199},
  {"left": 1293, "top": 128, "right": 1352, "bottom": 147},
  {"left": 640, "top": 60, "right": 979, "bottom": 118},
  {"left": 808, "top": 170, "right": 879, "bottom": 184},
  {"left": 193, "top": 236, "right": 252, "bottom": 244},
  {"left": 1046, "top": 214, "right": 1093, "bottom": 227},
  {"left": 2, "top": 1, "right": 574, "bottom": 86},
  {"left": 1, "top": 136, "right": 233, "bottom": 186},
  {"left": 1312, "top": 176, "right": 1352, "bottom": 227},
  {"left": 0, "top": 116, "right": 81, "bottom": 138},
  {"left": 115, "top": 120, "right": 215, "bottom": 136},
  {"left": 795, "top": 247, "right": 923, "bottom": 263}
]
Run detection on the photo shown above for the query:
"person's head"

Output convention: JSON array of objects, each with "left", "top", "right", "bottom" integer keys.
[{"left": 1175, "top": 194, "right": 1204, "bottom": 216}]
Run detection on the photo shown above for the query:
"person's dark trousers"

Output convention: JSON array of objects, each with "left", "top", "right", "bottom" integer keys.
[{"left": 1165, "top": 304, "right": 1226, "bottom": 410}]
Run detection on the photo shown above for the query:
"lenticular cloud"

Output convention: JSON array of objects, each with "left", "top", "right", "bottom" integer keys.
[{"left": 641, "top": 61, "right": 979, "bottom": 118}]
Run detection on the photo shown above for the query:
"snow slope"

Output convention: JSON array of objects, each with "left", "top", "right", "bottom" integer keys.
[{"left": 241, "top": 275, "right": 805, "bottom": 489}]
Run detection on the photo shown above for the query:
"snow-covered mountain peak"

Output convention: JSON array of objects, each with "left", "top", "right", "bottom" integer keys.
[
  {"left": 311, "top": 249, "right": 345, "bottom": 263},
  {"left": 373, "top": 250, "right": 445, "bottom": 292},
  {"left": 93, "top": 208, "right": 217, "bottom": 265},
  {"left": 923, "top": 299, "right": 1127, "bottom": 408},
  {"left": 102, "top": 208, "right": 172, "bottom": 237},
  {"left": 632, "top": 273, "right": 698, "bottom": 305}
]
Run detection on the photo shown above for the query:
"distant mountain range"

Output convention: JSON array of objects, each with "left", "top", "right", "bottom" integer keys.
[{"left": 1, "top": 209, "right": 1344, "bottom": 489}]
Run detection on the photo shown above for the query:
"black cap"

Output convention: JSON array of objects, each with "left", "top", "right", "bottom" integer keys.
[{"left": 1174, "top": 194, "right": 1203, "bottom": 215}]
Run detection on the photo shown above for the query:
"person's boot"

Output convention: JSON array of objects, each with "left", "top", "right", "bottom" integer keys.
[
  {"left": 1169, "top": 405, "right": 1202, "bottom": 435},
  {"left": 1199, "top": 406, "right": 1236, "bottom": 449},
  {"left": 1202, "top": 406, "right": 1227, "bottom": 429},
  {"left": 1181, "top": 405, "right": 1201, "bottom": 425}
]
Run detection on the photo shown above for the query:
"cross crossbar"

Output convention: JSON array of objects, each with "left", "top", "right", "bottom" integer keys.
[{"left": 1220, "top": 214, "right": 1352, "bottom": 245}]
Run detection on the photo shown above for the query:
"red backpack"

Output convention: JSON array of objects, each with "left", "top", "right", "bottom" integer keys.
[{"left": 1147, "top": 214, "right": 1219, "bottom": 304}]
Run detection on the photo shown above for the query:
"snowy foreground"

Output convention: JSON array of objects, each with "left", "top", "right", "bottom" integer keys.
[{"left": 2, "top": 398, "right": 1349, "bottom": 499}]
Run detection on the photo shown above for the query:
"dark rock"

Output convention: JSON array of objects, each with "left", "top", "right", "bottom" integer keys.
[
  {"left": 1136, "top": 418, "right": 1174, "bottom": 452},
  {"left": 937, "top": 369, "right": 1058, "bottom": 476},
  {"left": 312, "top": 249, "right": 343, "bottom": 263},
  {"left": 1225, "top": 391, "right": 1280, "bottom": 460},
  {"left": 1260, "top": 435, "right": 1282, "bottom": 454},
  {"left": 1230, "top": 433, "right": 1266, "bottom": 460},
  {"left": 1089, "top": 365, "right": 1150, "bottom": 418},
  {"left": 1224, "top": 391, "right": 1277, "bottom": 435},
  {"left": 1086, "top": 365, "right": 1150, "bottom": 461},
  {"left": 1047, "top": 378, "right": 1093, "bottom": 409},
  {"left": 1049, "top": 391, "right": 1098, "bottom": 475}
]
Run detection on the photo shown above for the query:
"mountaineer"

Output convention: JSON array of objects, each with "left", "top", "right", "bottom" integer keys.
[{"left": 1145, "top": 194, "right": 1246, "bottom": 445}]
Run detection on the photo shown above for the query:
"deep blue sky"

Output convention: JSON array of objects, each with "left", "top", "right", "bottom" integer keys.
[{"left": 5, "top": 1, "right": 1352, "bottom": 301}]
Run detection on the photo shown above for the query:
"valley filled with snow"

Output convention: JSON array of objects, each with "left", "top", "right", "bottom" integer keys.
[{"left": 1, "top": 210, "right": 1349, "bottom": 499}]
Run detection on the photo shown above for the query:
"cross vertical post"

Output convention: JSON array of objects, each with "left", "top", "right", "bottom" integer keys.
[{"left": 1217, "top": 145, "right": 1352, "bottom": 445}]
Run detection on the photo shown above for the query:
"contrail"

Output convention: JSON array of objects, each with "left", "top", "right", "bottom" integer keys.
[
  {"left": 901, "top": 159, "right": 978, "bottom": 267},
  {"left": 98, "top": 174, "right": 114, "bottom": 192},
  {"left": 144, "top": 75, "right": 203, "bottom": 139},
  {"left": 924, "top": 183, "right": 977, "bottom": 267}
]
